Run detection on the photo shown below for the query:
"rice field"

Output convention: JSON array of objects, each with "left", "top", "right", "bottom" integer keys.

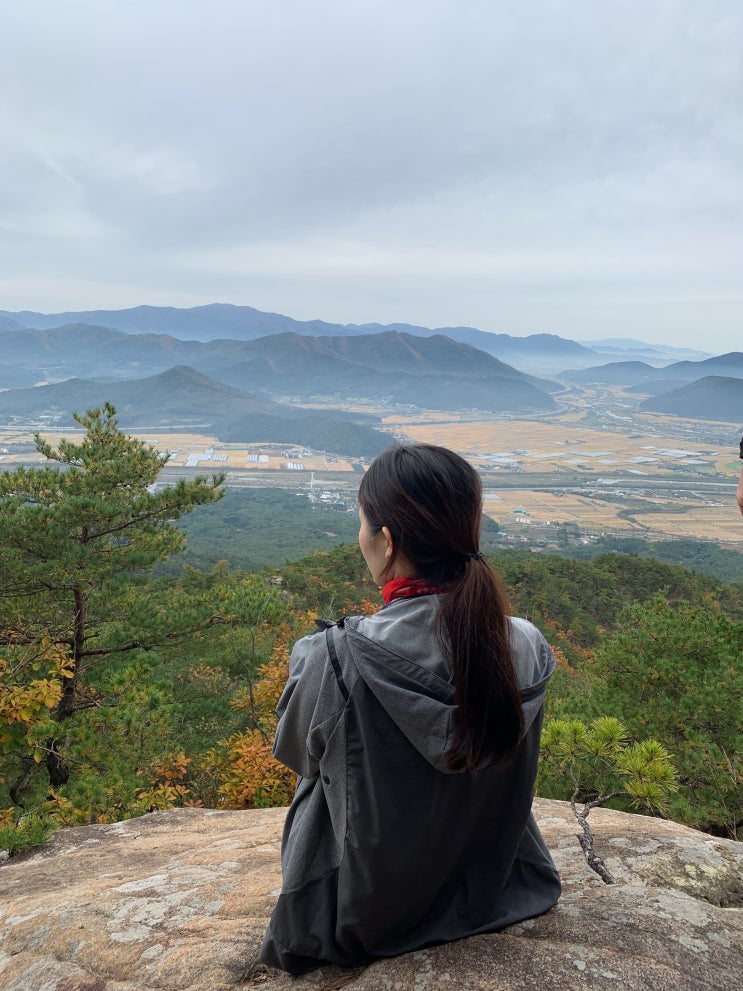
[{"left": 4, "top": 406, "right": 742, "bottom": 549}]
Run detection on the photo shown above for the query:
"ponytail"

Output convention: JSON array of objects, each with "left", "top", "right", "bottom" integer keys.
[
  {"left": 440, "top": 556, "right": 523, "bottom": 771},
  {"left": 358, "top": 444, "right": 524, "bottom": 772}
]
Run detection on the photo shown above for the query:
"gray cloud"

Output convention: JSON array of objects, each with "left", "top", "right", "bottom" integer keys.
[{"left": 1, "top": 0, "right": 741, "bottom": 349}]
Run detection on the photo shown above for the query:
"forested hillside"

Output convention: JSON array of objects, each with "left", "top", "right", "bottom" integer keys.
[
  {"left": 171, "top": 488, "right": 506, "bottom": 573},
  {"left": 173, "top": 489, "right": 743, "bottom": 583},
  {"left": 1, "top": 415, "right": 741, "bottom": 853}
]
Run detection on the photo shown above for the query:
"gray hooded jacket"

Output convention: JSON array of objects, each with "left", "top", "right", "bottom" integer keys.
[{"left": 259, "top": 596, "right": 561, "bottom": 974}]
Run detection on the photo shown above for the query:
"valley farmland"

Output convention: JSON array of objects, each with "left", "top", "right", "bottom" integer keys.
[{"left": 6, "top": 382, "right": 741, "bottom": 553}]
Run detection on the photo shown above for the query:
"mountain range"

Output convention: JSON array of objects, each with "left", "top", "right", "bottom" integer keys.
[
  {"left": 638, "top": 376, "right": 743, "bottom": 424},
  {"left": 0, "top": 325, "right": 558, "bottom": 414},
  {"left": 562, "top": 353, "right": 743, "bottom": 388},
  {"left": 0, "top": 366, "right": 392, "bottom": 458},
  {"left": 1, "top": 303, "right": 737, "bottom": 426},
  {"left": 558, "top": 353, "right": 743, "bottom": 424},
  {"left": 0, "top": 303, "right": 707, "bottom": 374}
]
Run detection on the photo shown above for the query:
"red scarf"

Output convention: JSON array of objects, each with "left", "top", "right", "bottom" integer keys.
[{"left": 381, "top": 577, "right": 448, "bottom": 605}]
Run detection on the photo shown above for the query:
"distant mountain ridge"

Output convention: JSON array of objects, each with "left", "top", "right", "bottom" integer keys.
[
  {"left": 4, "top": 301, "right": 725, "bottom": 378},
  {"left": 638, "top": 375, "right": 743, "bottom": 423},
  {"left": 0, "top": 365, "right": 302, "bottom": 423},
  {"left": 561, "top": 361, "right": 669, "bottom": 386},
  {"left": 0, "top": 325, "right": 558, "bottom": 413},
  {"left": 0, "top": 366, "right": 392, "bottom": 457},
  {"left": 0, "top": 301, "right": 690, "bottom": 374},
  {"left": 0, "top": 302, "right": 587, "bottom": 350},
  {"left": 561, "top": 352, "right": 743, "bottom": 387},
  {"left": 579, "top": 337, "right": 711, "bottom": 362}
]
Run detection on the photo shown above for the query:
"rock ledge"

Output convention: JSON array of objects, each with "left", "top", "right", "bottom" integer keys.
[{"left": 1, "top": 799, "right": 741, "bottom": 991}]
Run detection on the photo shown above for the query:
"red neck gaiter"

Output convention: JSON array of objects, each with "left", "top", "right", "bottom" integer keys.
[{"left": 381, "top": 577, "right": 448, "bottom": 605}]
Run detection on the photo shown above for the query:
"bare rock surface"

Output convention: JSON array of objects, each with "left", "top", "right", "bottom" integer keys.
[{"left": 1, "top": 798, "right": 741, "bottom": 991}]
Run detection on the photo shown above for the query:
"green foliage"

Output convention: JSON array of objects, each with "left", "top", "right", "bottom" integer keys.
[
  {"left": 565, "top": 534, "right": 743, "bottom": 585},
  {"left": 540, "top": 716, "right": 677, "bottom": 817},
  {"left": 2, "top": 459, "right": 741, "bottom": 852},
  {"left": 170, "top": 491, "right": 505, "bottom": 575},
  {"left": 540, "top": 716, "right": 678, "bottom": 882},
  {"left": 1, "top": 405, "right": 221, "bottom": 589},
  {"left": 275, "top": 543, "right": 379, "bottom": 615},
  {"left": 0, "top": 404, "right": 225, "bottom": 814},
  {"left": 0, "top": 810, "right": 54, "bottom": 855},
  {"left": 494, "top": 548, "right": 737, "bottom": 650},
  {"left": 170, "top": 488, "right": 362, "bottom": 572},
  {"left": 593, "top": 595, "right": 742, "bottom": 837}
]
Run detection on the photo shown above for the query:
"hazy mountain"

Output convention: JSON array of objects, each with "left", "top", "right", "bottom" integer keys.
[
  {"left": 1, "top": 324, "right": 557, "bottom": 412},
  {"left": 625, "top": 379, "right": 693, "bottom": 397},
  {"left": 561, "top": 352, "right": 743, "bottom": 388},
  {"left": 0, "top": 303, "right": 597, "bottom": 375},
  {"left": 202, "top": 331, "right": 559, "bottom": 403},
  {"left": 216, "top": 334, "right": 557, "bottom": 411},
  {"left": 0, "top": 314, "right": 23, "bottom": 332},
  {"left": 579, "top": 338, "right": 711, "bottom": 361},
  {"left": 216, "top": 414, "right": 389, "bottom": 457},
  {"left": 638, "top": 375, "right": 743, "bottom": 422},
  {"left": 6, "top": 302, "right": 732, "bottom": 378},
  {"left": 559, "top": 361, "right": 688, "bottom": 387},
  {"left": 0, "top": 364, "right": 41, "bottom": 390},
  {"left": 0, "top": 303, "right": 352, "bottom": 341},
  {"left": 0, "top": 323, "right": 202, "bottom": 385},
  {"left": 0, "top": 366, "right": 391, "bottom": 457},
  {"left": 663, "top": 352, "right": 743, "bottom": 381},
  {"left": 0, "top": 366, "right": 283, "bottom": 424},
  {"left": 351, "top": 322, "right": 596, "bottom": 369}
]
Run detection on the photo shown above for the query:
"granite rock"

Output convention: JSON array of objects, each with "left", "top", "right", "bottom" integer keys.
[{"left": 1, "top": 799, "right": 741, "bottom": 991}]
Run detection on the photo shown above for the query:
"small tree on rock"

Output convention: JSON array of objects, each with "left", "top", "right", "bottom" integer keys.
[{"left": 540, "top": 716, "right": 677, "bottom": 883}]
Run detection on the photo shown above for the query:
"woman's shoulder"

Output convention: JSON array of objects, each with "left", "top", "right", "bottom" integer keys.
[
  {"left": 508, "top": 614, "right": 548, "bottom": 644},
  {"left": 352, "top": 596, "right": 443, "bottom": 641},
  {"left": 288, "top": 624, "right": 337, "bottom": 675},
  {"left": 508, "top": 616, "right": 555, "bottom": 686},
  {"left": 348, "top": 596, "right": 451, "bottom": 677}
]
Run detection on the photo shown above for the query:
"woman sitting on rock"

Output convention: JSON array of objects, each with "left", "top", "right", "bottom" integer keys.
[{"left": 260, "top": 444, "right": 561, "bottom": 974}]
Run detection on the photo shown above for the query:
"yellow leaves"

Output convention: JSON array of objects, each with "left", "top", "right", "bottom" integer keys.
[
  {"left": 212, "top": 630, "right": 294, "bottom": 809},
  {"left": 137, "top": 782, "right": 191, "bottom": 810},
  {"left": 550, "top": 645, "right": 579, "bottom": 677},
  {"left": 43, "top": 791, "right": 76, "bottom": 817},
  {"left": 215, "top": 729, "right": 294, "bottom": 810},
  {"left": 187, "top": 664, "right": 233, "bottom": 695},
  {"left": 359, "top": 597, "right": 381, "bottom": 616},
  {"left": 0, "top": 639, "right": 72, "bottom": 749},
  {"left": 136, "top": 752, "right": 193, "bottom": 810},
  {"left": 230, "top": 638, "right": 290, "bottom": 720}
]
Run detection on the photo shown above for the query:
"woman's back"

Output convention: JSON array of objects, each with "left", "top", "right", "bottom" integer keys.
[
  {"left": 260, "top": 445, "right": 560, "bottom": 974},
  {"left": 259, "top": 597, "right": 561, "bottom": 974}
]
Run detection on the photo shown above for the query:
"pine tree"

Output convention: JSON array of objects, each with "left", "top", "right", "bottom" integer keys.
[
  {"left": 540, "top": 716, "right": 677, "bottom": 882},
  {"left": 592, "top": 595, "right": 743, "bottom": 838},
  {"left": 0, "top": 404, "right": 224, "bottom": 799}
]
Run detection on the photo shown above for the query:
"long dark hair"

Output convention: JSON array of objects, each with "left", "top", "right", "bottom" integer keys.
[{"left": 358, "top": 444, "right": 523, "bottom": 771}]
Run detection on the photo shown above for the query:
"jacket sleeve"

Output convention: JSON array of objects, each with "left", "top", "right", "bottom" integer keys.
[{"left": 272, "top": 631, "right": 347, "bottom": 780}]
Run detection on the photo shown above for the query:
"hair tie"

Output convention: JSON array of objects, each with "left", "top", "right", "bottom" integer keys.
[{"left": 468, "top": 551, "right": 484, "bottom": 561}]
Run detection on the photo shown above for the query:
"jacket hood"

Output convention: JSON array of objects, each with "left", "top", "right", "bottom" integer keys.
[{"left": 343, "top": 599, "right": 555, "bottom": 773}]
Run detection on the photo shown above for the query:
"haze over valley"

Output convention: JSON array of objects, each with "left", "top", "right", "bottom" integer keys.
[{"left": 2, "top": 303, "right": 741, "bottom": 562}]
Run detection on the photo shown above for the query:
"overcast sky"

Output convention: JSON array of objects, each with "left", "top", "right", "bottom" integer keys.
[{"left": 2, "top": 0, "right": 741, "bottom": 351}]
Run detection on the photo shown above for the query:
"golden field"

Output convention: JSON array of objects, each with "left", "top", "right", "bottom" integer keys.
[{"left": 4, "top": 402, "right": 742, "bottom": 550}]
